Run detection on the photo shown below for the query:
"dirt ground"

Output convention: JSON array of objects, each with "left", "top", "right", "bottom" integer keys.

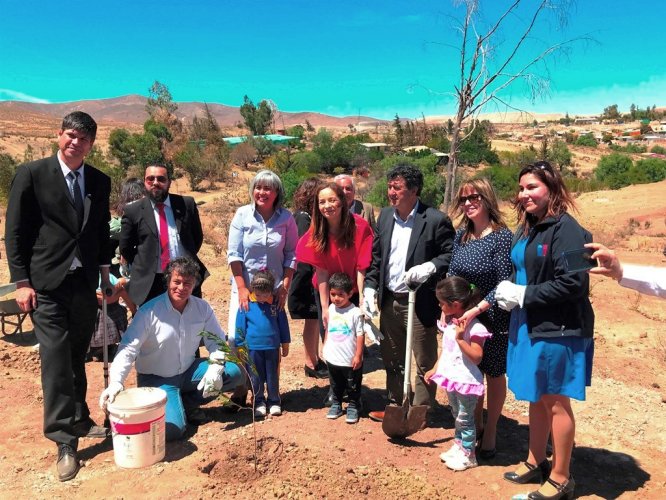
[{"left": 1, "top": 173, "right": 666, "bottom": 499}]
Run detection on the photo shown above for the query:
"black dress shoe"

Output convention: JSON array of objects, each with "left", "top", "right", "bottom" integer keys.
[
  {"left": 304, "top": 364, "right": 329, "bottom": 379},
  {"left": 73, "top": 417, "right": 109, "bottom": 439},
  {"left": 478, "top": 447, "right": 497, "bottom": 460},
  {"left": 503, "top": 459, "right": 551, "bottom": 484},
  {"left": 527, "top": 475, "right": 575, "bottom": 499},
  {"left": 56, "top": 444, "right": 80, "bottom": 482}
]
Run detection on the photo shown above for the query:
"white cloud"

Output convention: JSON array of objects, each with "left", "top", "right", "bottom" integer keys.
[{"left": 0, "top": 89, "right": 50, "bottom": 104}]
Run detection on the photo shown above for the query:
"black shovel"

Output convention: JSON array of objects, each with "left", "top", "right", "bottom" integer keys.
[{"left": 382, "top": 287, "right": 428, "bottom": 439}]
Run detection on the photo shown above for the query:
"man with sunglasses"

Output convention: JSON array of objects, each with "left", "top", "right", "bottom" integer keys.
[{"left": 120, "top": 165, "right": 207, "bottom": 306}]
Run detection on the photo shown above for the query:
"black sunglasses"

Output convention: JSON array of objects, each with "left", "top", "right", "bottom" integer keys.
[
  {"left": 458, "top": 193, "right": 482, "bottom": 204},
  {"left": 145, "top": 175, "right": 168, "bottom": 183}
]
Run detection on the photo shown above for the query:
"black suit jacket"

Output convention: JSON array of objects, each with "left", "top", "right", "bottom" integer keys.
[
  {"left": 120, "top": 194, "right": 206, "bottom": 305},
  {"left": 365, "top": 201, "right": 455, "bottom": 327},
  {"left": 4, "top": 155, "right": 111, "bottom": 291}
]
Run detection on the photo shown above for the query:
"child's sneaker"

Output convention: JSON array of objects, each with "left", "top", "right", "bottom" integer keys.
[
  {"left": 439, "top": 440, "right": 461, "bottom": 462},
  {"left": 345, "top": 406, "right": 359, "bottom": 424},
  {"left": 326, "top": 402, "right": 343, "bottom": 419},
  {"left": 445, "top": 448, "right": 478, "bottom": 471},
  {"left": 254, "top": 403, "right": 267, "bottom": 418},
  {"left": 269, "top": 405, "right": 282, "bottom": 416}
]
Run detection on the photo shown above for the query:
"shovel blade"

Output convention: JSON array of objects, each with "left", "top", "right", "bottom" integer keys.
[{"left": 382, "top": 398, "right": 428, "bottom": 439}]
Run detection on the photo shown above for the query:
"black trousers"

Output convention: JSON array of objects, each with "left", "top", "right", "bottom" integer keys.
[
  {"left": 326, "top": 362, "right": 363, "bottom": 408},
  {"left": 32, "top": 269, "right": 98, "bottom": 448}
]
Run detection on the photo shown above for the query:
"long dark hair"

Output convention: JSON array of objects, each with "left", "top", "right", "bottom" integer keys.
[
  {"left": 436, "top": 276, "right": 482, "bottom": 311},
  {"left": 513, "top": 160, "right": 576, "bottom": 234},
  {"left": 310, "top": 182, "right": 355, "bottom": 253},
  {"left": 292, "top": 177, "right": 322, "bottom": 216},
  {"left": 115, "top": 178, "right": 145, "bottom": 215}
]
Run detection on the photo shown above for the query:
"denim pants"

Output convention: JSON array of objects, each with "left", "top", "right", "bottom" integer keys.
[
  {"left": 137, "top": 359, "right": 243, "bottom": 441},
  {"left": 447, "top": 390, "right": 478, "bottom": 455},
  {"left": 248, "top": 348, "right": 281, "bottom": 407}
]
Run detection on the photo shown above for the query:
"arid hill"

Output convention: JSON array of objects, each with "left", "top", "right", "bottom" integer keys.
[{"left": 0, "top": 95, "right": 383, "bottom": 129}]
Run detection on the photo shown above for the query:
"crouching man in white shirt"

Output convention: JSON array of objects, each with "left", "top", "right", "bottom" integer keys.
[{"left": 99, "top": 257, "right": 243, "bottom": 441}]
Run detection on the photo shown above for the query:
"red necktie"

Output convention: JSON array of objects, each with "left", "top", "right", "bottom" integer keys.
[{"left": 157, "top": 203, "right": 169, "bottom": 272}]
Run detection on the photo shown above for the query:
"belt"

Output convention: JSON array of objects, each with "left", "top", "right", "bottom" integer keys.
[{"left": 386, "top": 289, "right": 409, "bottom": 299}]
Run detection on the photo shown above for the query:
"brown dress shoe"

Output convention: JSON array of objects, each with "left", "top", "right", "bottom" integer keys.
[
  {"left": 73, "top": 417, "right": 109, "bottom": 439},
  {"left": 368, "top": 410, "right": 385, "bottom": 422},
  {"left": 56, "top": 444, "right": 80, "bottom": 482}
]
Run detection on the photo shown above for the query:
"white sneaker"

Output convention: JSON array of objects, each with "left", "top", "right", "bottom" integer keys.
[
  {"left": 254, "top": 404, "right": 267, "bottom": 418},
  {"left": 445, "top": 448, "right": 478, "bottom": 471},
  {"left": 439, "top": 441, "right": 461, "bottom": 462},
  {"left": 269, "top": 405, "right": 282, "bottom": 416}
]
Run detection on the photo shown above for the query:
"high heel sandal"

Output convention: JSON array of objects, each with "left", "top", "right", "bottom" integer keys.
[
  {"left": 503, "top": 459, "right": 551, "bottom": 484},
  {"left": 527, "top": 475, "right": 575, "bottom": 500},
  {"left": 475, "top": 429, "right": 497, "bottom": 459}
]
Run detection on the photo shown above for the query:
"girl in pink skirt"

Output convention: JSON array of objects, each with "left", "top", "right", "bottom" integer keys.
[{"left": 425, "top": 276, "right": 491, "bottom": 471}]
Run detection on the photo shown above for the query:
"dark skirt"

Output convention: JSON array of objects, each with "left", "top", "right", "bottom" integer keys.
[
  {"left": 89, "top": 302, "right": 128, "bottom": 348},
  {"left": 288, "top": 262, "right": 318, "bottom": 320}
]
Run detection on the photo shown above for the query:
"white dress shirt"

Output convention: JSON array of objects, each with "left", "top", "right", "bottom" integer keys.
[
  {"left": 58, "top": 152, "right": 85, "bottom": 269},
  {"left": 110, "top": 294, "right": 226, "bottom": 384},
  {"left": 385, "top": 201, "right": 419, "bottom": 293},
  {"left": 150, "top": 195, "right": 186, "bottom": 273},
  {"left": 619, "top": 264, "right": 666, "bottom": 299}
]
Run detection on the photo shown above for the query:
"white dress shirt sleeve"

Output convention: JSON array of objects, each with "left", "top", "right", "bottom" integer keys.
[{"left": 619, "top": 264, "right": 666, "bottom": 299}]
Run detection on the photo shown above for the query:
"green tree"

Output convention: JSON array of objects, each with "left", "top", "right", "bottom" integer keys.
[
  {"left": 108, "top": 128, "right": 135, "bottom": 169},
  {"left": 393, "top": 114, "right": 404, "bottom": 148},
  {"left": 292, "top": 150, "right": 322, "bottom": 173},
  {"left": 311, "top": 128, "right": 335, "bottom": 173},
  {"left": 631, "top": 158, "right": 666, "bottom": 184},
  {"left": 146, "top": 80, "right": 178, "bottom": 116},
  {"left": 548, "top": 139, "right": 572, "bottom": 171},
  {"left": 602, "top": 104, "right": 620, "bottom": 121},
  {"left": 595, "top": 153, "right": 633, "bottom": 189},
  {"left": 239, "top": 95, "right": 274, "bottom": 135},
  {"left": 651, "top": 145, "right": 666, "bottom": 155},
  {"left": 287, "top": 125, "right": 305, "bottom": 139},
  {"left": 0, "top": 152, "right": 18, "bottom": 202},
  {"left": 458, "top": 121, "right": 499, "bottom": 165},
  {"left": 575, "top": 134, "right": 597, "bottom": 148},
  {"left": 477, "top": 164, "right": 521, "bottom": 200}
]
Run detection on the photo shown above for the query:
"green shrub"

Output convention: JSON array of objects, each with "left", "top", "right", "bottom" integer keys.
[
  {"left": 282, "top": 165, "right": 313, "bottom": 206},
  {"left": 0, "top": 153, "right": 18, "bottom": 203},
  {"left": 595, "top": 153, "right": 633, "bottom": 189},
  {"left": 575, "top": 134, "right": 598, "bottom": 148},
  {"left": 478, "top": 164, "right": 521, "bottom": 200},
  {"left": 609, "top": 143, "right": 647, "bottom": 154},
  {"left": 650, "top": 145, "right": 666, "bottom": 155}
]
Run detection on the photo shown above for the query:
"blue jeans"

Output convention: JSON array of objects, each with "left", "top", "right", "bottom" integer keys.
[
  {"left": 447, "top": 390, "right": 478, "bottom": 455},
  {"left": 137, "top": 359, "right": 243, "bottom": 441},
  {"left": 248, "top": 349, "right": 280, "bottom": 407}
]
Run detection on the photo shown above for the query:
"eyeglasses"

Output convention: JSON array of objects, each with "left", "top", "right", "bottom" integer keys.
[
  {"left": 458, "top": 193, "right": 482, "bottom": 205},
  {"left": 145, "top": 175, "right": 168, "bottom": 183},
  {"left": 533, "top": 161, "right": 553, "bottom": 173}
]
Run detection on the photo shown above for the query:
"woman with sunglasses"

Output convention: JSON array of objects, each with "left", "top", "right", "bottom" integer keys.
[
  {"left": 447, "top": 178, "right": 513, "bottom": 460},
  {"left": 496, "top": 161, "right": 594, "bottom": 500}
]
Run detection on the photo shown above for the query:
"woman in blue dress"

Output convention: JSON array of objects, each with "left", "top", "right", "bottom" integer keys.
[
  {"left": 448, "top": 178, "right": 512, "bottom": 459},
  {"left": 495, "top": 161, "right": 594, "bottom": 500}
]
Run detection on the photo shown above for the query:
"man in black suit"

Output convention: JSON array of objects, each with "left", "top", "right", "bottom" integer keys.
[
  {"left": 334, "top": 173, "right": 377, "bottom": 230},
  {"left": 5, "top": 111, "right": 112, "bottom": 481},
  {"left": 120, "top": 165, "right": 206, "bottom": 306},
  {"left": 363, "top": 164, "right": 455, "bottom": 422}
]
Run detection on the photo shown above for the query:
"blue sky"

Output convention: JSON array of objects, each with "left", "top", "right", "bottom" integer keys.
[{"left": 1, "top": 0, "right": 664, "bottom": 120}]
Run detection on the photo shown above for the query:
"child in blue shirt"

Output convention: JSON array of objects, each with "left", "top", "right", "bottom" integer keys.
[{"left": 235, "top": 270, "right": 290, "bottom": 418}]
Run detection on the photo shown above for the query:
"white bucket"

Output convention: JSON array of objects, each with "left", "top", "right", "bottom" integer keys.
[{"left": 107, "top": 387, "right": 167, "bottom": 468}]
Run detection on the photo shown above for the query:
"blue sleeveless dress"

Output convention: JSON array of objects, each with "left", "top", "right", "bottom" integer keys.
[{"left": 506, "top": 238, "right": 594, "bottom": 403}]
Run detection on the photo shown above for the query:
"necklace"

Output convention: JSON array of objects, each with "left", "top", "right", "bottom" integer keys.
[{"left": 471, "top": 225, "right": 492, "bottom": 240}]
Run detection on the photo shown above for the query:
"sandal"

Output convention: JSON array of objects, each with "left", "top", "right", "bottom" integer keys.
[{"left": 503, "top": 459, "right": 551, "bottom": 484}]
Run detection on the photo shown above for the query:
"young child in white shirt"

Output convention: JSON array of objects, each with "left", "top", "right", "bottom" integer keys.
[{"left": 322, "top": 272, "right": 365, "bottom": 424}]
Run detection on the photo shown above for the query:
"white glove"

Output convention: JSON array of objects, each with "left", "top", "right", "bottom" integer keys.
[
  {"left": 99, "top": 381, "right": 124, "bottom": 410},
  {"left": 495, "top": 280, "right": 526, "bottom": 311},
  {"left": 362, "top": 287, "right": 378, "bottom": 318},
  {"left": 403, "top": 261, "right": 436, "bottom": 286},
  {"left": 197, "top": 351, "right": 226, "bottom": 398},
  {"left": 363, "top": 320, "right": 384, "bottom": 345}
]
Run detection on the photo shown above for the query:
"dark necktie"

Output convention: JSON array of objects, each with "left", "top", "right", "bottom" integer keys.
[
  {"left": 68, "top": 171, "right": 84, "bottom": 226},
  {"left": 157, "top": 202, "right": 170, "bottom": 271}
]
